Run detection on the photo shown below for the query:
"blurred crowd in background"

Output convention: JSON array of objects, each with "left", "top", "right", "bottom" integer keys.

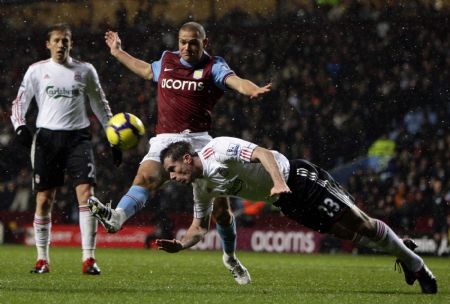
[{"left": 0, "top": 1, "right": 448, "bottom": 249}]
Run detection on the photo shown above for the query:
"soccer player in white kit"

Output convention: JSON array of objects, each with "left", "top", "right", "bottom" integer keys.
[
  {"left": 157, "top": 137, "right": 438, "bottom": 294},
  {"left": 88, "top": 21, "right": 270, "bottom": 284},
  {"left": 10, "top": 23, "right": 119, "bottom": 275}
]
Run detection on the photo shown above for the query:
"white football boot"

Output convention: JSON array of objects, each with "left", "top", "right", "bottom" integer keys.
[
  {"left": 223, "top": 254, "right": 251, "bottom": 285},
  {"left": 87, "top": 196, "right": 122, "bottom": 233}
]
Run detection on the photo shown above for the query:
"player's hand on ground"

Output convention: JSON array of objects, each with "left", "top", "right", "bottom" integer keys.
[
  {"left": 250, "top": 83, "right": 272, "bottom": 99},
  {"left": 270, "top": 184, "right": 291, "bottom": 197},
  {"left": 15, "top": 125, "right": 33, "bottom": 150},
  {"left": 110, "top": 145, "right": 122, "bottom": 167},
  {"left": 156, "top": 239, "right": 184, "bottom": 253},
  {"left": 105, "top": 31, "right": 122, "bottom": 56}
]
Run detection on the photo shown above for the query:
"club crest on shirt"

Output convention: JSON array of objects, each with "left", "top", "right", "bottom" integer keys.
[
  {"left": 193, "top": 69, "right": 203, "bottom": 80},
  {"left": 74, "top": 72, "right": 82, "bottom": 82},
  {"left": 226, "top": 143, "right": 239, "bottom": 156}
]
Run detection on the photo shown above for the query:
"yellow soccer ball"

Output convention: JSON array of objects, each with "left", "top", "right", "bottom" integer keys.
[{"left": 106, "top": 113, "right": 145, "bottom": 150}]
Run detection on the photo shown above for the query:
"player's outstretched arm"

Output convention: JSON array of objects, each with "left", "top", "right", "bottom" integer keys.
[
  {"left": 225, "top": 75, "right": 272, "bottom": 99},
  {"left": 251, "top": 147, "right": 291, "bottom": 197},
  {"left": 156, "top": 216, "right": 210, "bottom": 253},
  {"left": 105, "top": 31, "right": 153, "bottom": 80}
]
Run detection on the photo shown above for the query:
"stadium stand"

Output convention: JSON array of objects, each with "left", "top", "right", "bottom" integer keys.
[{"left": 0, "top": 1, "right": 448, "bottom": 252}]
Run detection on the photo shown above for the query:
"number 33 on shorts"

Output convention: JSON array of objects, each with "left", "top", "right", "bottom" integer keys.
[{"left": 318, "top": 197, "right": 340, "bottom": 217}]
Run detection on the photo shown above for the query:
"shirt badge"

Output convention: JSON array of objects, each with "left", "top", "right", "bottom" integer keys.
[
  {"left": 74, "top": 72, "right": 81, "bottom": 82},
  {"left": 226, "top": 143, "right": 239, "bottom": 156},
  {"left": 193, "top": 69, "right": 203, "bottom": 80}
]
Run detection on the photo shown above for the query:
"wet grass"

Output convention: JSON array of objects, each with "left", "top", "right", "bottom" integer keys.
[{"left": 0, "top": 245, "right": 448, "bottom": 303}]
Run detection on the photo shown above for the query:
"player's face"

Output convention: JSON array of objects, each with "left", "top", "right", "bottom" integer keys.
[
  {"left": 178, "top": 29, "right": 207, "bottom": 64},
  {"left": 46, "top": 30, "right": 72, "bottom": 64},
  {"left": 163, "top": 155, "right": 196, "bottom": 184}
]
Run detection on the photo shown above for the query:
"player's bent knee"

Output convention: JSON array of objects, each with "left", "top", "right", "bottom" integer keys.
[
  {"left": 358, "top": 217, "right": 378, "bottom": 238},
  {"left": 133, "top": 161, "right": 166, "bottom": 190},
  {"left": 133, "top": 171, "right": 164, "bottom": 190}
]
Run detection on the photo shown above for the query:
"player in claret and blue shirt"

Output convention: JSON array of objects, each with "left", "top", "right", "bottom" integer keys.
[{"left": 88, "top": 21, "right": 271, "bottom": 284}]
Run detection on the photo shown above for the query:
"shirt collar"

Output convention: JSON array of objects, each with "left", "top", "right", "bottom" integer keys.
[
  {"left": 179, "top": 52, "right": 208, "bottom": 67},
  {"left": 50, "top": 56, "right": 73, "bottom": 65}
]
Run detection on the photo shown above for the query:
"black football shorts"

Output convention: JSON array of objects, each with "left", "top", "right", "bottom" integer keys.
[
  {"left": 274, "top": 159, "right": 354, "bottom": 233},
  {"left": 31, "top": 127, "right": 96, "bottom": 191}
]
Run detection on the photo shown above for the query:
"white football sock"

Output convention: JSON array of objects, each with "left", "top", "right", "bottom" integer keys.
[
  {"left": 369, "top": 220, "right": 423, "bottom": 272},
  {"left": 115, "top": 208, "right": 127, "bottom": 226},
  {"left": 437, "top": 238, "right": 448, "bottom": 256},
  {"left": 34, "top": 214, "right": 51, "bottom": 262},
  {"left": 79, "top": 205, "right": 97, "bottom": 261}
]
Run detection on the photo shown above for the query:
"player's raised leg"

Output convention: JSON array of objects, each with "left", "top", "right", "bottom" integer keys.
[
  {"left": 88, "top": 160, "right": 161, "bottom": 233},
  {"left": 213, "top": 197, "right": 251, "bottom": 285},
  {"left": 331, "top": 206, "right": 437, "bottom": 294},
  {"left": 31, "top": 189, "right": 54, "bottom": 274}
]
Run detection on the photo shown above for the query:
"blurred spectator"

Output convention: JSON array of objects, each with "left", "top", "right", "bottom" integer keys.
[
  {"left": 429, "top": 178, "right": 449, "bottom": 256},
  {"left": 0, "top": 2, "right": 448, "bottom": 245},
  {"left": 9, "top": 168, "right": 31, "bottom": 212},
  {"left": 367, "top": 134, "right": 396, "bottom": 172},
  {"left": 0, "top": 181, "right": 16, "bottom": 211}
]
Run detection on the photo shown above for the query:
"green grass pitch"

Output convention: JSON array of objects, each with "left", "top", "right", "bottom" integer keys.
[{"left": 0, "top": 245, "right": 448, "bottom": 304}]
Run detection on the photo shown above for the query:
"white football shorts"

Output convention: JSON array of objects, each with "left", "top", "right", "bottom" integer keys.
[{"left": 141, "top": 131, "right": 213, "bottom": 163}]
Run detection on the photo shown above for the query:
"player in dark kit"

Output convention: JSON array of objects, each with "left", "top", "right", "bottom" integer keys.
[
  {"left": 157, "top": 137, "right": 438, "bottom": 294},
  {"left": 88, "top": 22, "right": 271, "bottom": 284}
]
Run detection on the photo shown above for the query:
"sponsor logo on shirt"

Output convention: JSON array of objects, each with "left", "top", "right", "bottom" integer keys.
[
  {"left": 161, "top": 78, "right": 204, "bottom": 91},
  {"left": 226, "top": 144, "right": 239, "bottom": 156},
  {"left": 45, "top": 85, "right": 80, "bottom": 98}
]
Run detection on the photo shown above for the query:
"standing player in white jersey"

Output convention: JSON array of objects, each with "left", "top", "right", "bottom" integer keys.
[
  {"left": 10, "top": 23, "right": 120, "bottom": 275},
  {"left": 88, "top": 22, "right": 270, "bottom": 284},
  {"left": 157, "top": 137, "right": 438, "bottom": 294}
]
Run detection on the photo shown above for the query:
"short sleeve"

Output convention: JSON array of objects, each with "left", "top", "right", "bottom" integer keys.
[
  {"left": 151, "top": 51, "right": 167, "bottom": 82},
  {"left": 211, "top": 137, "right": 258, "bottom": 163},
  {"left": 211, "top": 56, "right": 235, "bottom": 91}
]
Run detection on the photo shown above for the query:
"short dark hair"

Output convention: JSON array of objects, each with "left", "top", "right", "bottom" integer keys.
[
  {"left": 160, "top": 141, "right": 196, "bottom": 163},
  {"left": 179, "top": 21, "right": 206, "bottom": 39},
  {"left": 47, "top": 23, "right": 72, "bottom": 41}
]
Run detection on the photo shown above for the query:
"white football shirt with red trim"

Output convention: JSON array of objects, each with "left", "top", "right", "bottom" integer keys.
[
  {"left": 11, "top": 57, "right": 112, "bottom": 131},
  {"left": 192, "top": 136, "right": 290, "bottom": 219}
]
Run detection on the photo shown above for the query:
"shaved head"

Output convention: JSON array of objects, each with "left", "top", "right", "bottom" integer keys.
[{"left": 179, "top": 22, "right": 206, "bottom": 39}]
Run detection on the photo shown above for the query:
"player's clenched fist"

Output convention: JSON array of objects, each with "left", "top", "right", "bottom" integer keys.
[{"left": 156, "top": 239, "right": 184, "bottom": 253}]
